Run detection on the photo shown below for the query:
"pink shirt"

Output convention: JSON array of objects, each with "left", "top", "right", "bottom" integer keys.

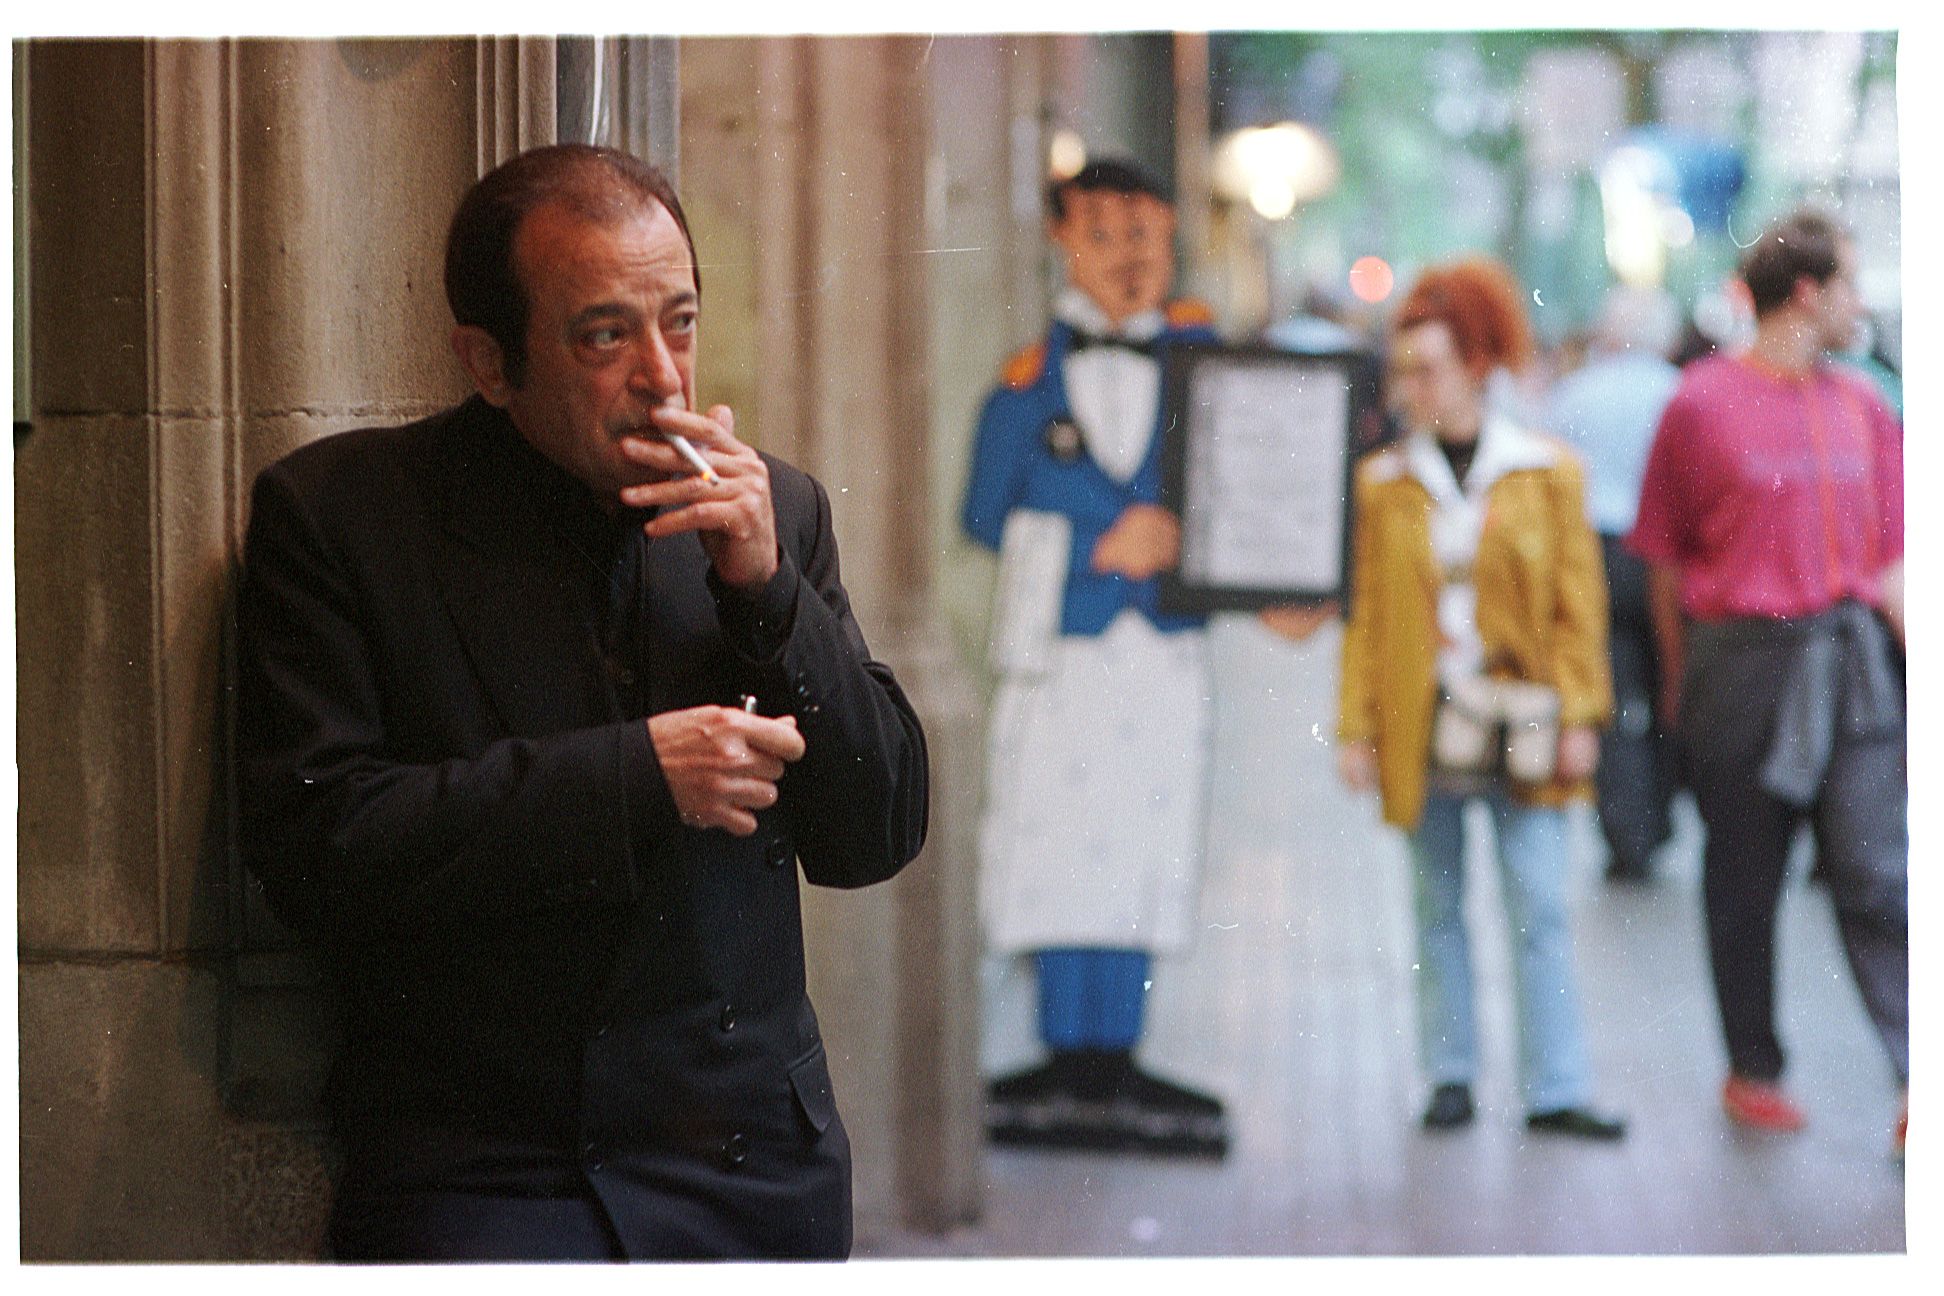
[{"left": 1628, "top": 354, "right": 1903, "bottom": 620}]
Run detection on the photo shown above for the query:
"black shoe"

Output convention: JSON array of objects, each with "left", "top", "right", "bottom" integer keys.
[
  {"left": 987, "top": 1054, "right": 1131, "bottom": 1153},
  {"left": 1604, "top": 859, "right": 1654, "bottom": 884},
  {"left": 987, "top": 1058, "right": 1071, "bottom": 1104},
  {"left": 1422, "top": 1083, "right": 1475, "bottom": 1130},
  {"left": 1526, "top": 1106, "right": 1627, "bottom": 1140},
  {"left": 1115, "top": 1060, "right": 1226, "bottom": 1118}
]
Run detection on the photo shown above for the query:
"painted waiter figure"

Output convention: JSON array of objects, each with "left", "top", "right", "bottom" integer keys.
[
  {"left": 237, "top": 144, "right": 929, "bottom": 1260},
  {"left": 963, "top": 158, "right": 1319, "bottom": 1156}
]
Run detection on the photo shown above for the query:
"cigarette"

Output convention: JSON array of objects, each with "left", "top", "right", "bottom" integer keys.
[
  {"left": 659, "top": 394, "right": 720, "bottom": 486},
  {"left": 664, "top": 431, "right": 720, "bottom": 486}
]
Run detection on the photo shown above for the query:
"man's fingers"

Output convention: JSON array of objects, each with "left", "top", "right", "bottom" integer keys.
[
  {"left": 650, "top": 402, "right": 743, "bottom": 454},
  {"left": 641, "top": 499, "right": 767, "bottom": 544},
  {"left": 739, "top": 713, "right": 806, "bottom": 762}
]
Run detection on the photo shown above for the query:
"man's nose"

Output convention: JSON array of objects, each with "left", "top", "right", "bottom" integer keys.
[{"left": 628, "top": 331, "right": 682, "bottom": 397}]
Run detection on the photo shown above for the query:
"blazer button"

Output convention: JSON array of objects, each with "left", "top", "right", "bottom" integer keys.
[
  {"left": 765, "top": 838, "right": 793, "bottom": 869},
  {"left": 719, "top": 1003, "right": 737, "bottom": 1033},
  {"left": 724, "top": 1132, "right": 748, "bottom": 1168}
]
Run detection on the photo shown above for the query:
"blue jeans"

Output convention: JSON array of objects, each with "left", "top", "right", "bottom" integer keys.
[{"left": 1409, "top": 791, "right": 1593, "bottom": 1113}]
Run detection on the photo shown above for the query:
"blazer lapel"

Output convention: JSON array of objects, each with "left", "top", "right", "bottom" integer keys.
[{"left": 433, "top": 406, "right": 614, "bottom": 737}]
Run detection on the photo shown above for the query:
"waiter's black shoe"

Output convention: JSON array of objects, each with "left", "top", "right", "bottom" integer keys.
[
  {"left": 1525, "top": 1106, "right": 1628, "bottom": 1141},
  {"left": 987, "top": 1056, "right": 1074, "bottom": 1104},
  {"left": 1087, "top": 1050, "right": 1229, "bottom": 1158},
  {"left": 1421, "top": 1083, "right": 1475, "bottom": 1131},
  {"left": 987, "top": 1053, "right": 1129, "bottom": 1152}
]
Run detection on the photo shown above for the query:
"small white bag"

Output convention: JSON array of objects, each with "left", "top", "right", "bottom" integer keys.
[
  {"left": 1431, "top": 675, "right": 1501, "bottom": 774},
  {"left": 1431, "top": 677, "right": 1561, "bottom": 782}
]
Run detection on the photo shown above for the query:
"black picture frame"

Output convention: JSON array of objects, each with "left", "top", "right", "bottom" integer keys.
[{"left": 1156, "top": 342, "right": 1380, "bottom": 615}]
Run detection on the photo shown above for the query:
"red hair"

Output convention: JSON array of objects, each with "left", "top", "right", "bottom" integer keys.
[{"left": 1393, "top": 257, "right": 1533, "bottom": 375}]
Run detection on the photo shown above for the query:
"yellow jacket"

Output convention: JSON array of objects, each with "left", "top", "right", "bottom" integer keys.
[{"left": 1337, "top": 420, "right": 1612, "bottom": 829}]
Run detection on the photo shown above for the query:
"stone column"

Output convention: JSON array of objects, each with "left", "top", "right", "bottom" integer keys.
[
  {"left": 678, "top": 33, "right": 987, "bottom": 1238},
  {"left": 15, "top": 35, "right": 554, "bottom": 1260}
]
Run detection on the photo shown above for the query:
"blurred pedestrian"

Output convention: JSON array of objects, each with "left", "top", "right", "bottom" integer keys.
[
  {"left": 1337, "top": 257, "right": 1626, "bottom": 1141},
  {"left": 1628, "top": 209, "right": 1906, "bottom": 1152},
  {"left": 1547, "top": 286, "right": 1684, "bottom": 882}
]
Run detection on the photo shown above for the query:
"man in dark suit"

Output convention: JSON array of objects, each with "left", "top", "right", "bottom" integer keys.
[{"left": 237, "top": 144, "right": 929, "bottom": 1261}]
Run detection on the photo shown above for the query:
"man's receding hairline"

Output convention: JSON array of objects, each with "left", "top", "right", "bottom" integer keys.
[{"left": 508, "top": 193, "right": 692, "bottom": 300}]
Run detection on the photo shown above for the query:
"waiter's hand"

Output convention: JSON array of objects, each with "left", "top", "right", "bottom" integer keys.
[
  {"left": 1556, "top": 724, "right": 1600, "bottom": 783},
  {"left": 649, "top": 706, "right": 805, "bottom": 836},
  {"left": 619, "top": 402, "right": 779, "bottom": 592},
  {"left": 1258, "top": 601, "right": 1339, "bottom": 642},
  {"left": 1090, "top": 503, "right": 1180, "bottom": 579}
]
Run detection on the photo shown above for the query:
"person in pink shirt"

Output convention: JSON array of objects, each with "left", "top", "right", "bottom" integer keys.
[{"left": 1629, "top": 209, "right": 1906, "bottom": 1155}]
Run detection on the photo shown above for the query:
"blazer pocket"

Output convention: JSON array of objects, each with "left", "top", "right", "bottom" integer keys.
[{"left": 788, "top": 1043, "right": 837, "bottom": 1136}]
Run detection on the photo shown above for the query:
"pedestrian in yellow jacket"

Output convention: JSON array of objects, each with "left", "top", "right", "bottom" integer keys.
[{"left": 1336, "top": 257, "right": 1625, "bottom": 1140}]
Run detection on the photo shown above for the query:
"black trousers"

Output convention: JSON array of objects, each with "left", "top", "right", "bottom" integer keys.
[
  {"left": 1595, "top": 534, "right": 1678, "bottom": 874},
  {"left": 328, "top": 1186, "right": 625, "bottom": 1262},
  {"left": 1679, "top": 619, "right": 1908, "bottom": 1085}
]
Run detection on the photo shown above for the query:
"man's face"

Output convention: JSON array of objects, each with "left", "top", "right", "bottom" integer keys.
[
  {"left": 493, "top": 198, "right": 699, "bottom": 500},
  {"left": 1050, "top": 188, "right": 1176, "bottom": 324},
  {"left": 1389, "top": 320, "right": 1484, "bottom": 439},
  {"left": 1806, "top": 239, "right": 1865, "bottom": 354}
]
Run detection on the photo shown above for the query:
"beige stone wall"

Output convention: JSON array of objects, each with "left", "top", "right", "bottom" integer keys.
[{"left": 14, "top": 35, "right": 555, "bottom": 1260}]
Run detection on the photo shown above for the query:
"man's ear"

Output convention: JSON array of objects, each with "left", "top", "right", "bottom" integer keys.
[
  {"left": 451, "top": 325, "right": 514, "bottom": 408},
  {"left": 1790, "top": 273, "right": 1824, "bottom": 315}
]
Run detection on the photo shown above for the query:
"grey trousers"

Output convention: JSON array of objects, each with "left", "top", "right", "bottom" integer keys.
[{"left": 1680, "top": 606, "right": 1908, "bottom": 1084}]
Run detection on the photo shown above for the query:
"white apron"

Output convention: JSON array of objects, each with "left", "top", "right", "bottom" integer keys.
[{"left": 978, "top": 607, "right": 1212, "bottom": 954}]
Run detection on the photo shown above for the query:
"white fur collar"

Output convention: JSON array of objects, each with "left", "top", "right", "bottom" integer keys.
[{"left": 1401, "top": 414, "right": 1558, "bottom": 504}]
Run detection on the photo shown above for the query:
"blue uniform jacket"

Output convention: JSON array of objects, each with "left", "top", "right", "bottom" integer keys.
[{"left": 961, "top": 307, "right": 1218, "bottom": 637}]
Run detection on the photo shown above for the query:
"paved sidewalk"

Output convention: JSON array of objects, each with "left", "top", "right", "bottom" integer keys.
[{"left": 858, "top": 617, "right": 1907, "bottom": 1257}]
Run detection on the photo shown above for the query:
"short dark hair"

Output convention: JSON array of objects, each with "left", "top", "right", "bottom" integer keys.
[
  {"left": 1739, "top": 208, "right": 1847, "bottom": 319},
  {"left": 1047, "top": 158, "right": 1171, "bottom": 223},
  {"left": 443, "top": 143, "right": 698, "bottom": 386}
]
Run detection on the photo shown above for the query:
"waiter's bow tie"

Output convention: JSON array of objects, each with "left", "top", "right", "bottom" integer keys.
[{"left": 1065, "top": 328, "right": 1158, "bottom": 357}]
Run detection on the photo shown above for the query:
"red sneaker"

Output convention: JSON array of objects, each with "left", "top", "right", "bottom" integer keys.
[{"left": 1722, "top": 1075, "right": 1806, "bottom": 1132}]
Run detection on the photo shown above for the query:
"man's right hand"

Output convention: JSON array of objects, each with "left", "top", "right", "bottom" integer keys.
[{"left": 648, "top": 706, "right": 806, "bottom": 836}]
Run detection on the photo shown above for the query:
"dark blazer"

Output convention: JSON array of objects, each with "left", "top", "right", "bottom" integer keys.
[{"left": 236, "top": 396, "right": 929, "bottom": 1260}]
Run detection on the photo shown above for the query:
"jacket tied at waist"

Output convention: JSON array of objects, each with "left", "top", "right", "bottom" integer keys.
[{"left": 1686, "top": 599, "right": 1903, "bottom": 808}]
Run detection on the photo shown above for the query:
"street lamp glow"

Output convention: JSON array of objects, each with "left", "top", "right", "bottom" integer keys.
[
  {"left": 1249, "top": 175, "right": 1299, "bottom": 221},
  {"left": 1049, "top": 129, "right": 1087, "bottom": 181},
  {"left": 1214, "top": 123, "right": 1341, "bottom": 220}
]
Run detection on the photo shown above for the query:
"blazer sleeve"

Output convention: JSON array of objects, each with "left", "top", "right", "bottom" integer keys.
[
  {"left": 1336, "top": 462, "right": 1383, "bottom": 745},
  {"left": 237, "top": 465, "right": 677, "bottom": 944},
  {"left": 962, "top": 387, "right": 1036, "bottom": 551},
  {"left": 711, "top": 465, "right": 930, "bottom": 889},
  {"left": 1546, "top": 456, "right": 1614, "bottom": 729}
]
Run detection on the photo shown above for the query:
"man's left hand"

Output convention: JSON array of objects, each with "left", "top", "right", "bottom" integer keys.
[{"left": 619, "top": 403, "right": 778, "bottom": 591}]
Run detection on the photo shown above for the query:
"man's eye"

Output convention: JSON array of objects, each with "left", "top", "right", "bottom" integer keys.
[
  {"left": 582, "top": 325, "right": 627, "bottom": 348},
  {"left": 667, "top": 312, "right": 698, "bottom": 336}
]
